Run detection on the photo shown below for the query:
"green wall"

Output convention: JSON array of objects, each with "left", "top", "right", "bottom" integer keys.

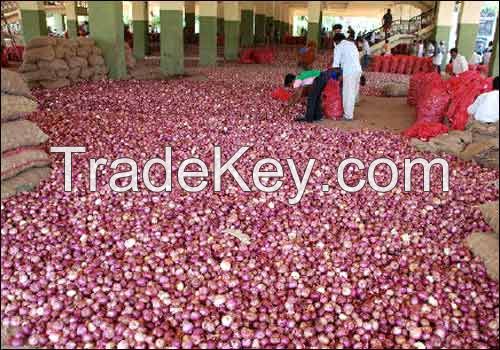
[
  {"left": 308, "top": 22, "right": 319, "bottom": 45},
  {"left": 67, "top": 19, "right": 78, "bottom": 38},
  {"left": 224, "top": 20, "right": 240, "bottom": 60},
  {"left": 160, "top": 10, "right": 184, "bottom": 75},
  {"left": 20, "top": 10, "right": 48, "bottom": 44},
  {"left": 88, "top": 1, "right": 126, "bottom": 79},
  {"left": 200, "top": 16, "right": 217, "bottom": 66}
]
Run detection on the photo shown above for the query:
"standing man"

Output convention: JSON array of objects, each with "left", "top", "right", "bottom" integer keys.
[
  {"left": 382, "top": 9, "right": 393, "bottom": 39},
  {"left": 450, "top": 48, "right": 469, "bottom": 75},
  {"left": 332, "top": 33, "right": 362, "bottom": 121}
]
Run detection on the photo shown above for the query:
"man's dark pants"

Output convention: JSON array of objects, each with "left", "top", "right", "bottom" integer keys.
[{"left": 304, "top": 71, "right": 330, "bottom": 122}]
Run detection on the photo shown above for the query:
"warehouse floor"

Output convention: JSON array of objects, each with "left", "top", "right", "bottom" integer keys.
[{"left": 1, "top": 49, "right": 499, "bottom": 349}]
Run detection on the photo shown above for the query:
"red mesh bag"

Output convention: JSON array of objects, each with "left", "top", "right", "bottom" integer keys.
[
  {"left": 239, "top": 49, "right": 255, "bottom": 64},
  {"left": 390, "top": 56, "right": 400, "bottom": 73},
  {"left": 271, "top": 87, "right": 292, "bottom": 101},
  {"left": 322, "top": 79, "right": 343, "bottom": 120},
  {"left": 381, "top": 56, "right": 392, "bottom": 73},
  {"left": 445, "top": 63, "right": 453, "bottom": 75},
  {"left": 254, "top": 49, "right": 274, "bottom": 64},
  {"left": 403, "top": 122, "right": 449, "bottom": 140},
  {"left": 397, "top": 56, "right": 408, "bottom": 74},
  {"left": 405, "top": 57, "right": 417, "bottom": 75},
  {"left": 416, "top": 83, "right": 450, "bottom": 123},
  {"left": 371, "top": 56, "right": 383, "bottom": 72}
]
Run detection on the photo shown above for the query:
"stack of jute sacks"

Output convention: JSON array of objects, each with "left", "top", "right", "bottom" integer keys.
[
  {"left": 19, "top": 36, "right": 108, "bottom": 89},
  {"left": 465, "top": 201, "right": 499, "bottom": 280},
  {"left": 1, "top": 69, "right": 52, "bottom": 199},
  {"left": 410, "top": 120, "right": 499, "bottom": 169}
]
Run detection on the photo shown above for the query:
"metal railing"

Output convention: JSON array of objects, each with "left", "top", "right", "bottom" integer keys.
[{"left": 363, "top": 8, "right": 436, "bottom": 43}]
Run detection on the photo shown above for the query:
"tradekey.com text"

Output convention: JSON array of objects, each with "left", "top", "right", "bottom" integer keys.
[{"left": 51, "top": 146, "right": 450, "bottom": 205}]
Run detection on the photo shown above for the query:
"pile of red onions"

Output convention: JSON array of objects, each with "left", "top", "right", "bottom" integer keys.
[{"left": 1, "top": 50, "right": 499, "bottom": 349}]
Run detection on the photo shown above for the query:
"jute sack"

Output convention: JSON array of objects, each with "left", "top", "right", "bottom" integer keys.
[
  {"left": 1, "top": 167, "right": 52, "bottom": 200},
  {"left": 93, "top": 64, "right": 108, "bottom": 75},
  {"left": 18, "top": 63, "right": 38, "bottom": 73},
  {"left": 1, "top": 149, "right": 51, "bottom": 181},
  {"left": 64, "top": 46, "right": 77, "bottom": 59},
  {"left": 410, "top": 138, "right": 438, "bottom": 153},
  {"left": 25, "top": 36, "right": 57, "bottom": 49},
  {"left": 56, "top": 69, "right": 70, "bottom": 78},
  {"left": 429, "top": 134, "right": 466, "bottom": 156},
  {"left": 92, "top": 46, "right": 103, "bottom": 56},
  {"left": 77, "top": 46, "right": 91, "bottom": 58},
  {"left": 23, "top": 69, "right": 57, "bottom": 82},
  {"left": 88, "top": 55, "right": 105, "bottom": 66},
  {"left": 383, "top": 83, "right": 409, "bottom": 97},
  {"left": 23, "top": 46, "right": 56, "bottom": 63},
  {"left": 39, "top": 79, "right": 70, "bottom": 89},
  {"left": 66, "top": 56, "right": 88, "bottom": 69},
  {"left": 38, "top": 58, "right": 69, "bottom": 71},
  {"left": 459, "top": 139, "right": 499, "bottom": 161},
  {"left": 465, "top": 232, "right": 499, "bottom": 281},
  {"left": 447, "top": 130, "right": 473, "bottom": 145},
  {"left": 1, "top": 95, "right": 38, "bottom": 122},
  {"left": 54, "top": 45, "right": 66, "bottom": 59},
  {"left": 466, "top": 120, "right": 499, "bottom": 142},
  {"left": 80, "top": 67, "right": 95, "bottom": 79},
  {"left": 480, "top": 202, "right": 499, "bottom": 234},
  {"left": 92, "top": 73, "right": 107, "bottom": 81},
  {"left": 68, "top": 67, "right": 81, "bottom": 81},
  {"left": 1, "top": 69, "right": 33, "bottom": 99},
  {"left": 77, "top": 37, "right": 95, "bottom": 47},
  {"left": 1, "top": 120, "right": 49, "bottom": 153}
]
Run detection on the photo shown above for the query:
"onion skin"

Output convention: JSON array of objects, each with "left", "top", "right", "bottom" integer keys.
[{"left": 1, "top": 57, "right": 499, "bottom": 349}]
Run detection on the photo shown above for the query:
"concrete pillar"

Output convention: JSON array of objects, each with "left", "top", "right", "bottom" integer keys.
[
  {"left": 307, "top": 1, "right": 320, "bottom": 45},
  {"left": 88, "top": 1, "right": 126, "bottom": 79},
  {"left": 199, "top": 1, "right": 217, "bottom": 66},
  {"left": 132, "top": 1, "right": 149, "bottom": 59},
  {"left": 217, "top": 4, "right": 224, "bottom": 36},
  {"left": 273, "top": 2, "right": 280, "bottom": 44},
  {"left": 457, "top": 1, "right": 483, "bottom": 59},
  {"left": 64, "top": 1, "right": 78, "bottom": 38},
  {"left": 280, "top": 4, "right": 288, "bottom": 41},
  {"left": 490, "top": 19, "right": 499, "bottom": 77},
  {"left": 240, "top": 2, "right": 254, "bottom": 47},
  {"left": 160, "top": 1, "right": 184, "bottom": 75},
  {"left": 434, "top": 0, "right": 455, "bottom": 70},
  {"left": 265, "top": 2, "right": 274, "bottom": 43},
  {"left": 254, "top": 2, "right": 266, "bottom": 44},
  {"left": 185, "top": 1, "right": 195, "bottom": 34},
  {"left": 224, "top": 1, "right": 240, "bottom": 60},
  {"left": 19, "top": 1, "right": 48, "bottom": 44}
]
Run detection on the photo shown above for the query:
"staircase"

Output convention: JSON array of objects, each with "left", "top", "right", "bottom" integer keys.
[{"left": 363, "top": 8, "right": 437, "bottom": 55}]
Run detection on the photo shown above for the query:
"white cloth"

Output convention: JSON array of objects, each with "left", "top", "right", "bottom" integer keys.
[
  {"left": 469, "top": 52, "right": 482, "bottom": 65},
  {"left": 452, "top": 55, "right": 469, "bottom": 75},
  {"left": 426, "top": 43, "right": 435, "bottom": 57},
  {"left": 484, "top": 51, "right": 492, "bottom": 65},
  {"left": 332, "top": 40, "right": 362, "bottom": 76},
  {"left": 467, "top": 90, "right": 500, "bottom": 123},
  {"left": 342, "top": 71, "right": 362, "bottom": 120},
  {"left": 363, "top": 39, "right": 371, "bottom": 56},
  {"left": 417, "top": 44, "right": 424, "bottom": 57}
]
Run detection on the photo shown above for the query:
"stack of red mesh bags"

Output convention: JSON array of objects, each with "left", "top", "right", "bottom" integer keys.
[
  {"left": 404, "top": 72, "right": 450, "bottom": 139},
  {"left": 405, "top": 70, "right": 493, "bottom": 139},
  {"left": 370, "top": 55, "right": 435, "bottom": 75},
  {"left": 445, "top": 70, "right": 493, "bottom": 130}
]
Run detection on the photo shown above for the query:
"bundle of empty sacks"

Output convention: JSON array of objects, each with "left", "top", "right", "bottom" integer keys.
[
  {"left": 19, "top": 36, "right": 108, "bottom": 89},
  {"left": 1, "top": 69, "right": 52, "bottom": 199}
]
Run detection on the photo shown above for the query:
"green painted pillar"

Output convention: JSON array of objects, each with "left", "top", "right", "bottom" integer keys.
[
  {"left": 132, "top": 1, "right": 149, "bottom": 59},
  {"left": 433, "top": 0, "right": 455, "bottom": 70},
  {"left": 224, "top": 2, "right": 240, "bottom": 60},
  {"left": 457, "top": 1, "right": 482, "bottom": 59},
  {"left": 88, "top": 1, "right": 126, "bottom": 79},
  {"left": 318, "top": 11, "right": 323, "bottom": 48},
  {"left": 489, "top": 20, "right": 499, "bottom": 77},
  {"left": 266, "top": 16, "right": 274, "bottom": 42},
  {"left": 255, "top": 14, "right": 266, "bottom": 44},
  {"left": 217, "top": 18, "right": 224, "bottom": 36},
  {"left": 19, "top": 1, "right": 48, "bottom": 44},
  {"left": 307, "top": 1, "right": 320, "bottom": 46},
  {"left": 241, "top": 9, "right": 254, "bottom": 47},
  {"left": 274, "top": 19, "right": 280, "bottom": 43},
  {"left": 199, "top": 2, "right": 217, "bottom": 66},
  {"left": 64, "top": 1, "right": 78, "bottom": 38},
  {"left": 160, "top": 1, "right": 184, "bottom": 75}
]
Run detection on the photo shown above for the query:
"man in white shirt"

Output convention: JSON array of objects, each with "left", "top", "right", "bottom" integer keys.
[
  {"left": 332, "top": 33, "right": 362, "bottom": 121},
  {"left": 450, "top": 48, "right": 469, "bottom": 75},
  {"left": 467, "top": 76, "right": 499, "bottom": 123},
  {"left": 469, "top": 51, "right": 483, "bottom": 65}
]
